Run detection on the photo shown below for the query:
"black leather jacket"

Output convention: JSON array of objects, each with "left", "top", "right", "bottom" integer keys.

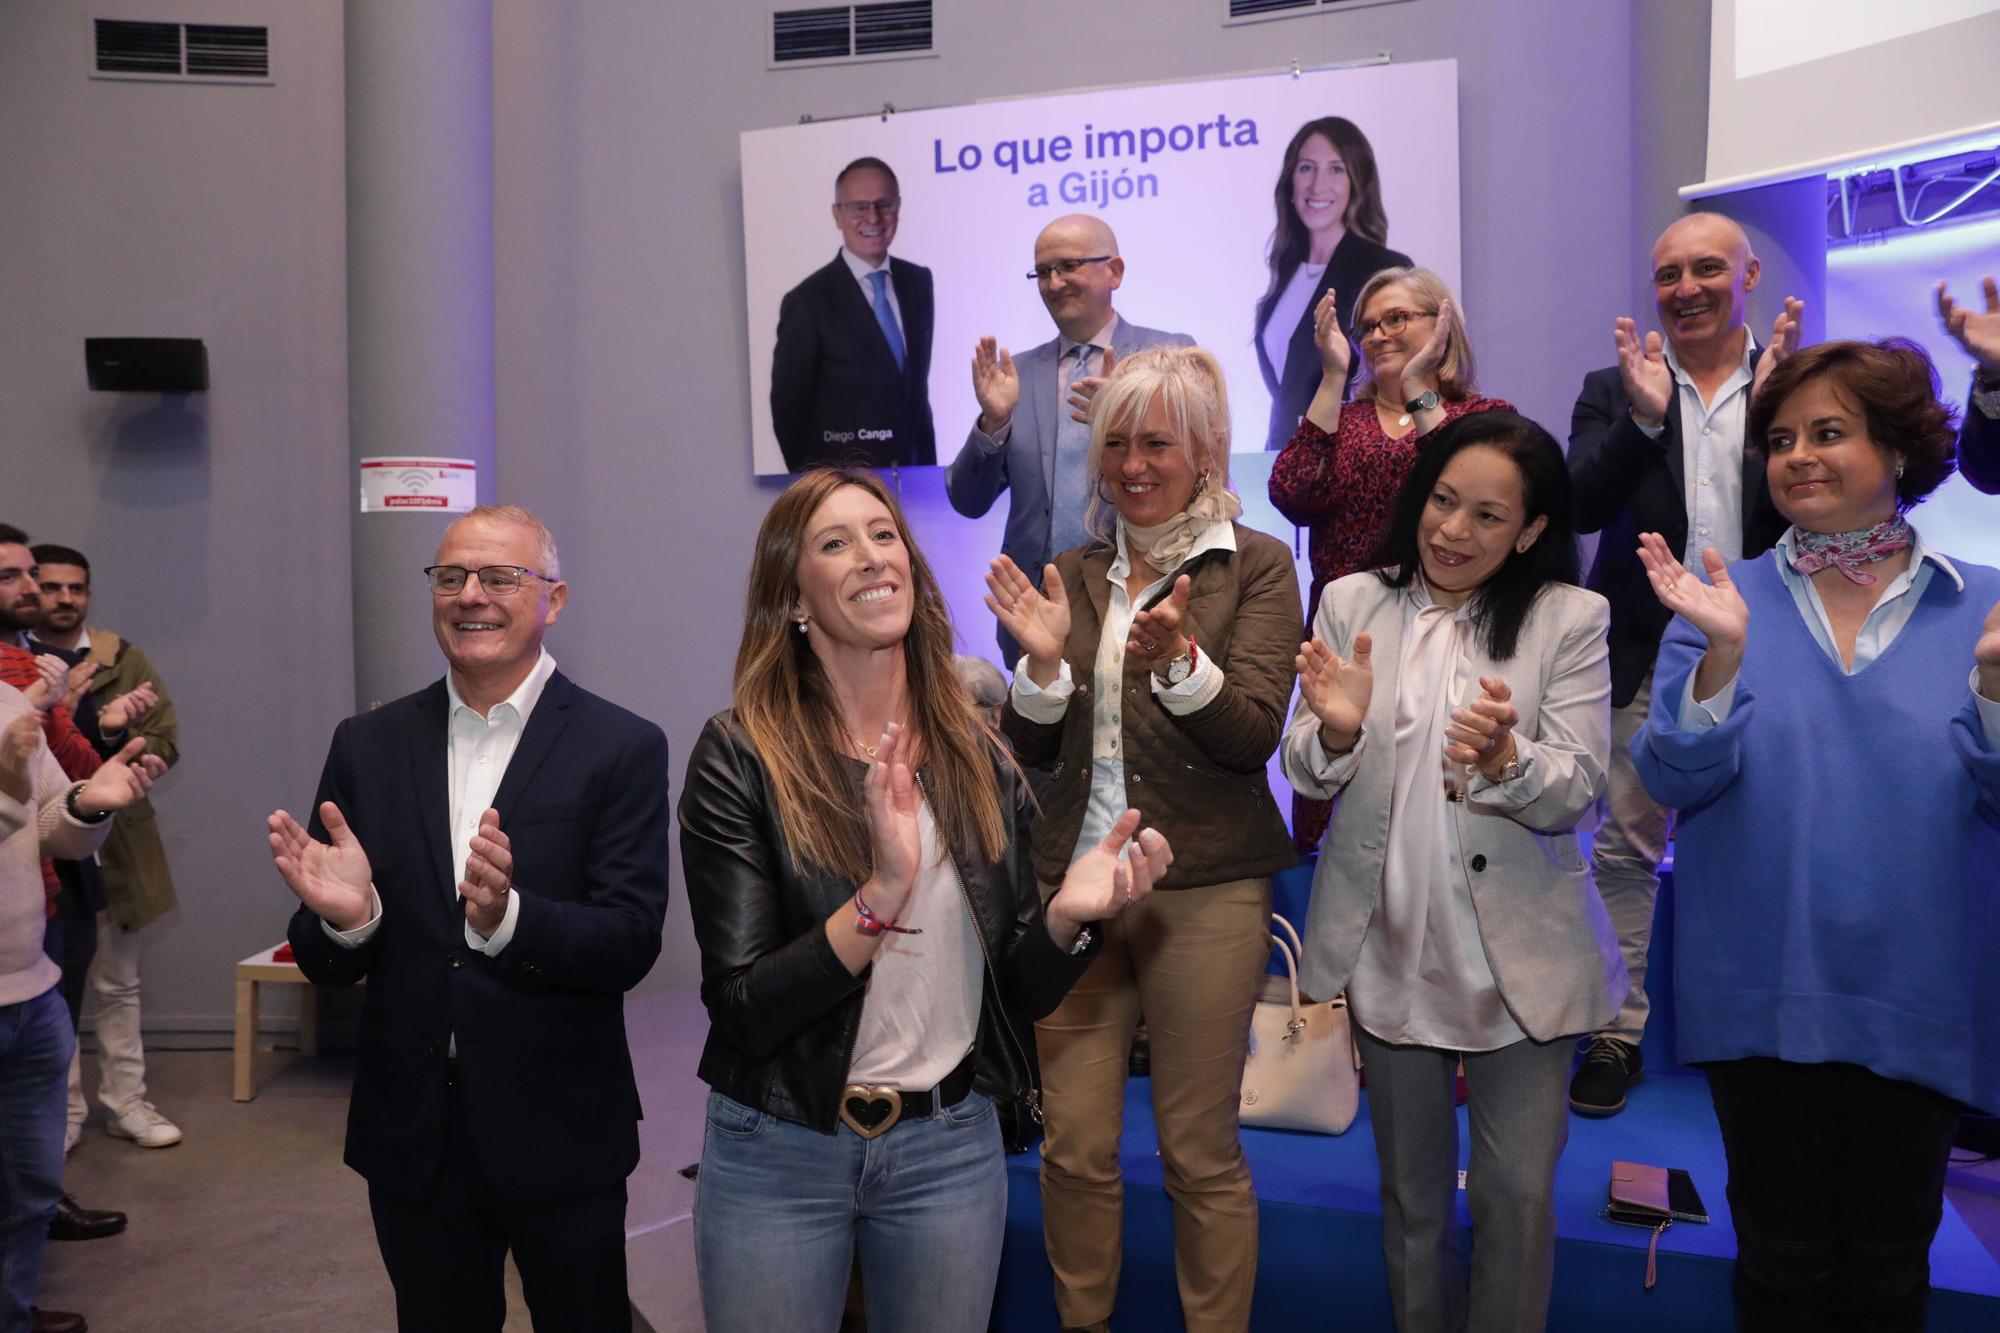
[{"left": 677, "top": 711, "right": 1094, "bottom": 1134}]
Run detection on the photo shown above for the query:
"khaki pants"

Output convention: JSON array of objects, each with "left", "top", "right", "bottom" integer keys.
[
  {"left": 1591, "top": 669, "right": 1674, "bottom": 1046},
  {"left": 1035, "top": 876, "right": 1271, "bottom": 1333}
]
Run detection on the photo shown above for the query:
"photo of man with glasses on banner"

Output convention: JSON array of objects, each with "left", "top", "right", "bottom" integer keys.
[{"left": 770, "top": 156, "right": 937, "bottom": 471}]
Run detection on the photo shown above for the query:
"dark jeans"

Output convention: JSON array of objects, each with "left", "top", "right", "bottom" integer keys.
[{"left": 1704, "top": 1058, "right": 1962, "bottom": 1333}]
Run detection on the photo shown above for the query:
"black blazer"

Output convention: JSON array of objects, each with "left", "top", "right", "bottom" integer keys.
[
  {"left": 1568, "top": 363, "right": 1788, "bottom": 709},
  {"left": 1253, "top": 231, "right": 1411, "bottom": 452},
  {"left": 1962, "top": 395, "right": 2000, "bottom": 495},
  {"left": 771, "top": 252, "right": 936, "bottom": 471},
  {"left": 678, "top": 711, "right": 1091, "bottom": 1134},
  {"left": 287, "top": 671, "right": 671, "bottom": 1207}
]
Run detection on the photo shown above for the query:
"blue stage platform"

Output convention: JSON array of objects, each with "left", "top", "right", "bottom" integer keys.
[
  {"left": 992, "top": 1071, "right": 2000, "bottom": 1330},
  {"left": 991, "top": 866, "right": 2000, "bottom": 1330}
]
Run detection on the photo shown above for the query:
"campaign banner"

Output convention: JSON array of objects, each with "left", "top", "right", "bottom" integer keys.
[{"left": 740, "top": 60, "right": 1461, "bottom": 475}]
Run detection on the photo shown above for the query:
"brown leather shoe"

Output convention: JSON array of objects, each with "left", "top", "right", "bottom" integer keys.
[
  {"left": 48, "top": 1194, "right": 126, "bottom": 1242},
  {"left": 31, "top": 1308, "right": 88, "bottom": 1333}
]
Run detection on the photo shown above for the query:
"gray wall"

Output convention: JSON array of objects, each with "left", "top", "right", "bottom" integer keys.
[
  {"left": 2, "top": 0, "right": 1714, "bottom": 1030},
  {"left": 0, "top": 0, "right": 351, "bottom": 1035}
]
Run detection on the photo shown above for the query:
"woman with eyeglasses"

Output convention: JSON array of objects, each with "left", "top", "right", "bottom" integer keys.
[
  {"left": 986, "top": 345, "right": 1299, "bottom": 1333},
  {"left": 1254, "top": 116, "right": 1412, "bottom": 452},
  {"left": 678, "top": 468, "right": 1171, "bottom": 1332},
  {"left": 1282, "top": 410, "right": 1624, "bottom": 1332},
  {"left": 1270, "top": 265, "right": 1513, "bottom": 851}
]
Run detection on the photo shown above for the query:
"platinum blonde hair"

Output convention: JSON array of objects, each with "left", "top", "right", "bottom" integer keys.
[{"left": 1083, "top": 345, "right": 1235, "bottom": 537}]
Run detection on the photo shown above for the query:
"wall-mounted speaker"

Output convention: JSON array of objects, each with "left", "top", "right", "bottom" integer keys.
[{"left": 85, "top": 338, "right": 208, "bottom": 392}]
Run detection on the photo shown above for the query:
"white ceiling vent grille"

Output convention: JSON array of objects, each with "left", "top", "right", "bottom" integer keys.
[
  {"left": 92, "top": 18, "right": 271, "bottom": 84},
  {"left": 770, "top": 2, "right": 934, "bottom": 69},
  {"left": 1223, "top": 0, "right": 1412, "bottom": 26}
]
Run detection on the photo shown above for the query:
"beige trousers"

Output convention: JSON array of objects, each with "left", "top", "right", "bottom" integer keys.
[{"left": 1035, "top": 875, "right": 1271, "bottom": 1333}]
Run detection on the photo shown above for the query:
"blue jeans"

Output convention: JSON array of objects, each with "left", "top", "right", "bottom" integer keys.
[
  {"left": 0, "top": 989, "right": 75, "bottom": 1333},
  {"left": 694, "top": 1087, "right": 1007, "bottom": 1333}
]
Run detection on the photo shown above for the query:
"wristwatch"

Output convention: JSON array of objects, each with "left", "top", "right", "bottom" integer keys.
[
  {"left": 1404, "top": 388, "right": 1441, "bottom": 415},
  {"left": 1159, "top": 637, "right": 1198, "bottom": 686}
]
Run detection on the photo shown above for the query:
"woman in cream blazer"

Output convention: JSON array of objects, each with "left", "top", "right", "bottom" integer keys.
[{"left": 1281, "top": 410, "right": 1625, "bottom": 1333}]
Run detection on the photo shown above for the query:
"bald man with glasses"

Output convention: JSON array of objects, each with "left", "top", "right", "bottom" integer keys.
[
  {"left": 770, "top": 155, "right": 937, "bottom": 471},
  {"left": 947, "top": 213, "right": 1193, "bottom": 662}
]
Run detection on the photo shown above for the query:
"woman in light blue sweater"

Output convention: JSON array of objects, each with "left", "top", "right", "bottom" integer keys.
[{"left": 1632, "top": 338, "right": 2000, "bottom": 1333}]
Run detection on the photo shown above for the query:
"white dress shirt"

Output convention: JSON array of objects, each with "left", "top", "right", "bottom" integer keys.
[
  {"left": 1261, "top": 262, "right": 1325, "bottom": 383},
  {"left": 325, "top": 649, "right": 558, "bottom": 955},
  {"left": 1011, "top": 517, "right": 1233, "bottom": 862},
  {"left": 1638, "top": 336, "right": 1756, "bottom": 564}
]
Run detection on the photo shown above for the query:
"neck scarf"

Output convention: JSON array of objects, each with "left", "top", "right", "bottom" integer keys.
[
  {"left": 1788, "top": 515, "right": 1913, "bottom": 586},
  {"left": 1121, "top": 484, "right": 1243, "bottom": 571}
]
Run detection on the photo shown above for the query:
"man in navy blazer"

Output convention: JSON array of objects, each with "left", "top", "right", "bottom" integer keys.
[
  {"left": 269, "top": 505, "right": 669, "bottom": 1331},
  {"left": 770, "top": 157, "right": 935, "bottom": 472},
  {"left": 946, "top": 213, "right": 1192, "bottom": 660},
  {"left": 1938, "top": 272, "right": 2000, "bottom": 494},
  {"left": 1564, "top": 213, "right": 1793, "bottom": 1117}
]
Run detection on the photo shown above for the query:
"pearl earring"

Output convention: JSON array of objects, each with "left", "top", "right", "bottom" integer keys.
[
  {"left": 1895, "top": 460, "right": 1906, "bottom": 480},
  {"left": 794, "top": 617, "right": 809, "bottom": 634}
]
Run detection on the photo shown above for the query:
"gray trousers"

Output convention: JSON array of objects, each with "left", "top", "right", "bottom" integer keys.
[
  {"left": 1591, "top": 668, "right": 1672, "bottom": 1045},
  {"left": 1355, "top": 1026, "right": 1575, "bottom": 1333}
]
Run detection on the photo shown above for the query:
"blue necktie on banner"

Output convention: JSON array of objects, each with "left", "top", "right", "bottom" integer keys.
[{"left": 866, "top": 270, "right": 906, "bottom": 373}]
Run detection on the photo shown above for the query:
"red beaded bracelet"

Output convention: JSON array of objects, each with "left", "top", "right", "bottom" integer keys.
[{"left": 855, "top": 889, "right": 922, "bottom": 937}]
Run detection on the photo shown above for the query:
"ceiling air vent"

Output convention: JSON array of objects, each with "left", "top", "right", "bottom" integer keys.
[
  {"left": 92, "top": 18, "right": 271, "bottom": 84},
  {"left": 770, "top": 2, "right": 933, "bottom": 69}
]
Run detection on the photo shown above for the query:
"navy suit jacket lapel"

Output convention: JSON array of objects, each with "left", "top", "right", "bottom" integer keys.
[
  {"left": 490, "top": 671, "right": 574, "bottom": 823},
  {"left": 410, "top": 682, "right": 457, "bottom": 921}
]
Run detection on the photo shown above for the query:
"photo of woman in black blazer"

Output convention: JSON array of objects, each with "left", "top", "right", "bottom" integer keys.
[{"left": 1254, "top": 116, "right": 1411, "bottom": 451}]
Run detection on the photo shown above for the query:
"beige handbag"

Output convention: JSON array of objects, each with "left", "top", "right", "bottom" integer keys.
[{"left": 1238, "top": 913, "right": 1361, "bottom": 1134}]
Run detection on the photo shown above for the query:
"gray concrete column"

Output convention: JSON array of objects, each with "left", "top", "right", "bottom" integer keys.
[{"left": 346, "top": 0, "right": 496, "bottom": 711}]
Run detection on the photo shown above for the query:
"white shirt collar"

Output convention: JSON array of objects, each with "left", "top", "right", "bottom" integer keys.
[
  {"left": 1664, "top": 331, "right": 1758, "bottom": 387},
  {"left": 840, "top": 247, "right": 892, "bottom": 280},
  {"left": 1059, "top": 313, "right": 1119, "bottom": 359},
  {"left": 1774, "top": 522, "right": 1964, "bottom": 592},
  {"left": 446, "top": 648, "right": 558, "bottom": 723}
]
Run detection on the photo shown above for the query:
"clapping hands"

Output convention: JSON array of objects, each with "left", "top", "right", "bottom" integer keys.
[
  {"left": 1044, "top": 808, "right": 1172, "bottom": 948},
  {"left": 985, "top": 556, "right": 1070, "bottom": 683},
  {"left": 1296, "top": 634, "right": 1373, "bottom": 754}
]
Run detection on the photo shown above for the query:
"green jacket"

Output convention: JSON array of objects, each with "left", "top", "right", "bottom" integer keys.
[{"left": 82, "top": 630, "right": 179, "bottom": 930}]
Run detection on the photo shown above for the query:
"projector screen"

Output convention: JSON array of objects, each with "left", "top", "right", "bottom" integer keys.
[
  {"left": 1693, "top": 0, "right": 2000, "bottom": 196},
  {"left": 740, "top": 60, "right": 1462, "bottom": 476}
]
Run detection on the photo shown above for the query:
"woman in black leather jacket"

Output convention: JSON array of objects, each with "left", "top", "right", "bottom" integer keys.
[{"left": 678, "top": 468, "right": 1171, "bottom": 1333}]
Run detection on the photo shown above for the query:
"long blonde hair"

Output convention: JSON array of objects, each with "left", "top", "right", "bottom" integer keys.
[{"left": 732, "top": 469, "right": 1009, "bottom": 880}]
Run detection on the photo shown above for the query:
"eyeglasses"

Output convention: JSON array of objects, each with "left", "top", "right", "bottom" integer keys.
[
  {"left": 1351, "top": 307, "right": 1436, "bottom": 342},
  {"left": 1027, "top": 255, "right": 1112, "bottom": 283},
  {"left": 835, "top": 197, "right": 900, "bottom": 219},
  {"left": 423, "top": 565, "right": 546, "bottom": 596}
]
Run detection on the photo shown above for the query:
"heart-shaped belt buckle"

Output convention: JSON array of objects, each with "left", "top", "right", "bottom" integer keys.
[{"left": 839, "top": 1084, "right": 903, "bottom": 1140}]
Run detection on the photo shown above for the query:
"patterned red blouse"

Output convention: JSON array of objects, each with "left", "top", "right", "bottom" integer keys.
[{"left": 1267, "top": 393, "right": 1516, "bottom": 623}]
